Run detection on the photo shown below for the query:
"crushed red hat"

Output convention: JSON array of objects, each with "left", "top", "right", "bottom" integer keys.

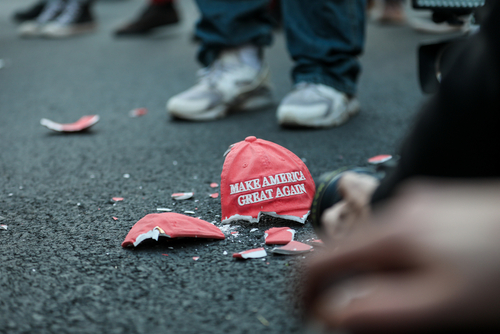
[
  {"left": 122, "top": 212, "right": 225, "bottom": 247},
  {"left": 221, "top": 136, "right": 315, "bottom": 224}
]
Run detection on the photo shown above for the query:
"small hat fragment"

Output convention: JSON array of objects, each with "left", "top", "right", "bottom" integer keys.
[
  {"left": 271, "top": 241, "right": 312, "bottom": 255},
  {"left": 122, "top": 212, "right": 225, "bottom": 247},
  {"left": 156, "top": 208, "right": 172, "bottom": 212},
  {"left": 112, "top": 217, "right": 119, "bottom": 221},
  {"left": 210, "top": 183, "right": 219, "bottom": 188},
  {"left": 233, "top": 247, "right": 267, "bottom": 259},
  {"left": 210, "top": 193, "right": 219, "bottom": 199},
  {"left": 112, "top": 197, "right": 124, "bottom": 202},
  {"left": 0, "top": 225, "right": 7, "bottom": 230},
  {"left": 129, "top": 108, "right": 148, "bottom": 118},
  {"left": 40, "top": 115, "right": 100, "bottom": 132},
  {"left": 172, "top": 192, "right": 194, "bottom": 200},
  {"left": 193, "top": 257, "right": 200, "bottom": 261},
  {"left": 264, "top": 227, "right": 295, "bottom": 245},
  {"left": 368, "top": 155, "right": 392, "bottom": 165}
]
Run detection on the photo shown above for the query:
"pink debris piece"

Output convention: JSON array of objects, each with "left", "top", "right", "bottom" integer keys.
[
  {"left": 271, "top": 241, "right": 312, "bottom": 255},
  {"left": 233, "top": 247, "right": 267, "bottom": 260},
  {"left": 172, "top": 192, "right": 194, "bottom": 200},
  {"left": 112, "top": 197, "right": 124, "bottom": 202},
  {"left": 121, "top": 212, "right": 225, "bottom": 247},
  {"left": 210, "top": 183, "right": 219, "bottom": 188},
  {"left": 210, "top": 193, "right": 219, "bottom": 198},
  {"left": 40, "top": 115, "right": 100, "bottom": 132},
  {"left": 193, "top": 257, "right": 199, "bottom": 261},
  {"left": 129, "top": 108, "right": 148, "bottom": 118},
  {"left": 112, "top": 217, "right": 119, "bottom": 221},
  {"left": 368, "top": 154, "right": 392, "bottom": 164},
  {"left": 264, "top": 227, "right": 295, "bottom": 245}
]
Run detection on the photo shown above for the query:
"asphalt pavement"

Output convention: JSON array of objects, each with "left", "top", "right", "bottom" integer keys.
[{"left": 1, "top": 0, "right": 440, "bottom": 333}]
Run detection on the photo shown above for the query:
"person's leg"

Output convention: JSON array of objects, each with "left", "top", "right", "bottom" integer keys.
[
  {"left": 166, "top": 0, "right": 274, "bottom": 121},
  {"left": 194, "top": 0, "right": 273, "bottom": 66},
  {"left": 12, "top": 0, "right": 48, "bottom": 23},
  {"left": 40, "top": 0, "right": 97, "bottom": 38},
  {"left": 277, "top": 0, "right": 366, "bottom": 128},
  {"left": 114, "top": 0, "right": 180, "bottom": 36},
  {"left": 18, "top": 0, "right": 66, "bottom": 37}
]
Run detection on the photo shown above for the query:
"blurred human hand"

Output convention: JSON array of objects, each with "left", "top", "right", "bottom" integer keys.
[
  {"left": 305, "top": 179, "right": 500, "bottom": 333},
  {"left": 321, "top": 171, "right": 379, "bottom": 243}
]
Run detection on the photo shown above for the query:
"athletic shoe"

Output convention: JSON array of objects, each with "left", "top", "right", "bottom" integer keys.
[
  {"left": 167, "top": 48, "right": 272, "bottom": 121},
  {"left": 276, "top": 82, "right": 360, "bottom": 128},
  {"left": 114, "top": 2, "right": 180, "bottom": 36},
  {"left": 40, "top": 0, "right": 96, "bottom": 38},
  {"left": 18, "top": 0, "right": 66, "bottom": 37},
  {"left": 13, "top": 1, "right": 47, "bottom": 23}
]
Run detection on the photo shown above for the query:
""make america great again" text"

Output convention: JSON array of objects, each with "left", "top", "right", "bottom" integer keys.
[{"left": 229, "top": 171, "right": 308, "bottom": 206}]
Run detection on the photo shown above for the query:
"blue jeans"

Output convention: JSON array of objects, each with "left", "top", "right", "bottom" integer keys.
[{"left": 195, "top": 0, "right": 366, "bottom": 96}]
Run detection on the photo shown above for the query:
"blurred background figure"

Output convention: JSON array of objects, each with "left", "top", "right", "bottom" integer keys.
[
  {"left": 14, "top": 0, "right": 97, "bottom": 38},
  {"left": 113, "top": 0, "right": 180, "bottom": 36},
  {"left": 368, "top": 0, "right": 406, "bottom": 24}
]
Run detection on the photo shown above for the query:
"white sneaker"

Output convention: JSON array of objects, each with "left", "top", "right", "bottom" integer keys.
[
  {"left": 277, "top": 83, "right": 360, "bottom": 128},
  {"left": 40, "top": 0, "right": 96, "bottom": 38},
  {"left": 18, "top": 0, "right": 66, "bottom": 38},
  {"left": 166, "top": 47, "right": 272, "bottom": 121}
]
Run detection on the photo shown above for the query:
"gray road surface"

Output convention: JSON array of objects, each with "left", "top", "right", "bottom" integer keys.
[{"left": 0, "top": 1, "right": 442, "bottom": 333}]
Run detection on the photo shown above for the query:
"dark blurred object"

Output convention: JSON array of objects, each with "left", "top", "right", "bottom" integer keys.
[
  {"left": 309, "top": 156, "right": 399, "bottom": 234},
  {"left": 114, "top": 1, "right": 179, "bottom": 36},
  {"left": 413, "top": 0, "right": 485, "bottom": 93},
  {"left": 12, "top": 1, "right": 47, "bottom": 23}
]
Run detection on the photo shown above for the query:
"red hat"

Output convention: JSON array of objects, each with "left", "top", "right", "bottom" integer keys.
[
  {"left": 221, "top": 136, "right": 315, "bottom": 224},
  {"left": 122, "top": 212, "right": 225, "bottom": 247}
]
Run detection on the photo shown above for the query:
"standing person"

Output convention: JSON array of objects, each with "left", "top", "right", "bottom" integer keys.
[
  {"left": 18, "top": 0, "right": 97, "bottom": 38},
  {"left": 114, "top": 0, "right": 180, "bottom": 36},
  {"left": 166, "top": 0, "right": 366, "bottom": 128}
]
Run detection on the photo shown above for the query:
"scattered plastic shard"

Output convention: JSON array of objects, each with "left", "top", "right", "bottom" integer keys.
[
  {"left": 210, "top": 193, "right": 219, "bottom": 198},
  {"left": 250, "top": 228, "right": 259, "bottom": 233},
  {"left": 129, "top": 108, "right": 148, "bottom": 118},
  {"left": 172, "top": 192, "right": 194, "bottom": 200},
  {"left": 122, "top": 212, "right": 225, "bottom": 247},
  {"left": 210, "top": 183, "right": 218, "bottom": 188},
  {"left": 40, "top": 115, "right": 100, "bottom": 132},
  {"left": 368, "top": 154, "right": 392, "bottom": 164},
  {"left": 123, "top": 174, "right": 130, "bottom": 178},
  {"left": 264, "top": 227, "right": 295, "bottom": 245},
  {"left": 233, "top": 247, "right": 267, "bottom": 259},
  {"left": 156, "top": 208, "right": 172, "bottom": 212},
  {"left": 271, "top": 241, "right": 312, "bottom": 255},
  {"left": 112, "top": 197, "right": 124, "bottom": 202},
  {"left": 257, "top": 315, "right": 270, "bottom": 326},
  {"left": 0, "top": 225, "right": 7, "bottom": 230},
  {"left": 112, "top": 217, "right": 119, "bottom": 221},
  {"left": 223, "top": 251, "right": 228, "bottom": 255},
  {"left": 193, "top": 257, "right": 199, "bottom": 261},
  {"left": 184, "top": 210, "right": 195, "bottom": 215}
]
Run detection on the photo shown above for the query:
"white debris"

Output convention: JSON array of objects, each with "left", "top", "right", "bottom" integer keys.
[
  {"left": 123, "top": 174, "right": 130, "bottom": 178},
  {"left": 184, "top": 211, "right": 195, "bottom": 215},
  {"left": 250, "top": 228, "right": 259, "bottom": 233},
  {"left": 172, "top": 192, "right": 194, "bottom": 200},
  {"left": 223, "top": 251, "right": 227, "bottom": 255},
  {"left": 0, "top": 225, "right": 7, "bottom": 230},
  {"left": 156, "top": 208, "right": 172, "bottom": 212}
]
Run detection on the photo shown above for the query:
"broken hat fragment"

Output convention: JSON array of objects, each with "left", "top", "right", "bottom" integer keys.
[
  {"left": 40, "top": 115, "right": 100, "bottom": 132},
  {"left": 221, "top": 136, "right": 315, "bottom": 224},
  {"left": 233, "top": 247, "right": 267, "bottom": 259},
  {"left": 264, "top": 227, "right": 295, "bottom": 245},
  {"left": 271, "top": 241, "right": 312, "bottom": 255},
  {"left": 122, "top": 212, "right": 225, "bottom": 247}
]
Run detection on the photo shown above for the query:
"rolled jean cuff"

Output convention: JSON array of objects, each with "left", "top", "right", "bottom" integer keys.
[{"left": 293, "top": 73, "right": 358, "bottom": 96}]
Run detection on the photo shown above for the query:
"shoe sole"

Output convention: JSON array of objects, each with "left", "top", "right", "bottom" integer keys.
[
  {"left": 41, "top": 22, "right": 97, "bottom": 38},
  {"left": 278, "top": 98, "right": 360, "bottom": 128},
  {"left": 167, "top": 69, "right": 272, "bottom": 121}
]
